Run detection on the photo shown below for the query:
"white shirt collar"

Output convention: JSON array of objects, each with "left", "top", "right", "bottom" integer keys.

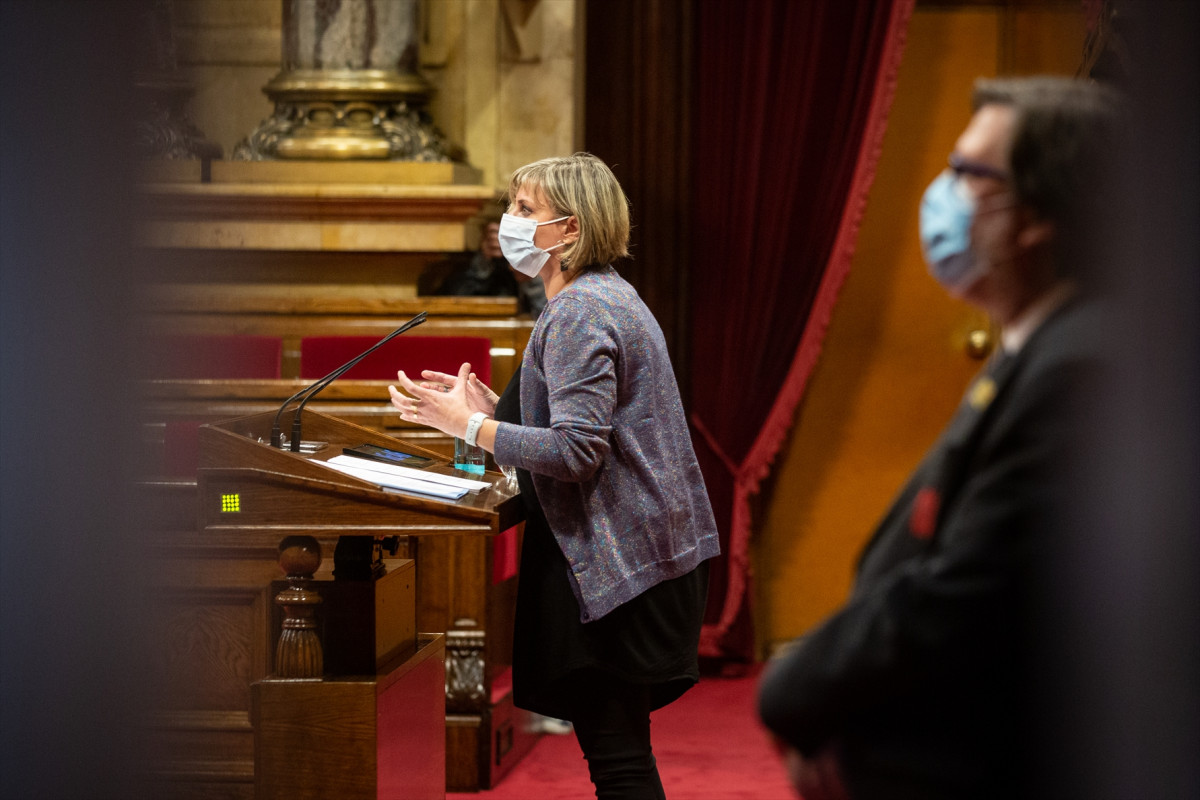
[{"left": 1000, "top": 282, "right": 1077, "bottom": 356}]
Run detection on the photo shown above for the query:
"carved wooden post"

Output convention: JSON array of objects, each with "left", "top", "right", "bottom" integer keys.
[
  {"left": 445, "top": 629, "right": 486, "bottom": 713},
  {"left": 274, "top": 535, "right": 323, "bottom": 679}
]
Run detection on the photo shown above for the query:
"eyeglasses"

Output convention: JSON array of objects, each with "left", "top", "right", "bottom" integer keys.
[{"left": 948, "top": 153, "right": 1010, "bottom": 183}]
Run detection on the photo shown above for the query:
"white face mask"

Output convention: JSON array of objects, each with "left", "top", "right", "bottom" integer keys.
[{"left": 498, "top": 213, "right": 569, "bottom": 277}]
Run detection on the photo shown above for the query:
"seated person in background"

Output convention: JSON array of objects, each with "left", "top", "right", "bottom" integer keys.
[{"left": 430, "top": 220, "right": 547, "bottom": 319}]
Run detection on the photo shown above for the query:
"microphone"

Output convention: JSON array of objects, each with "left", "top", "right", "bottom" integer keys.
[{"left": 269, "top": 311, "right": 427, "bottom": 450}]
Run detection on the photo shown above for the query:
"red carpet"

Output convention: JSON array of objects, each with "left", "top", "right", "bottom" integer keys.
[{"left": 449, "top": 667, "right": 795, "bottom": 799}]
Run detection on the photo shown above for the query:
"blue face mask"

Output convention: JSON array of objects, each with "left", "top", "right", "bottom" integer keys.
[{"left": 919, "top": 171, "right": 988, "bottom": 293}]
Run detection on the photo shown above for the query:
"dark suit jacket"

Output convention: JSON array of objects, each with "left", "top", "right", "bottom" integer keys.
[{"left": 758, "top": 296, "right": 1104, "bottom": 799}]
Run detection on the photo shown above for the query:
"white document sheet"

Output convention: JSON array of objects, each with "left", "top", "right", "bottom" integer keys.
[{"left": 322, "top": 454, "right": 490, "bottom": 500}]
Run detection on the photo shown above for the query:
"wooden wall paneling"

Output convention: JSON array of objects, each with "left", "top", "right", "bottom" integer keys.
[
  {"left": 253, "top": 636, "right": 447, "bottom": 800},
  {"left": 141, "top": 503, "right": 524, "bottom": 794},
  {"left": 145, "top": 586, "right": 265, "bottom": 794},
  {"left": 145, "top": 553, "right": 274, "bottom": 797},
  {"left": 141, "top": 475, "right": 423, "bottom": 798}
]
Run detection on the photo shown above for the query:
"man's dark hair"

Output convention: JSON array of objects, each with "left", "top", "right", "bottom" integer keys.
[{"left": 973, "top": 76, "right": 1127, "bottom": 279}]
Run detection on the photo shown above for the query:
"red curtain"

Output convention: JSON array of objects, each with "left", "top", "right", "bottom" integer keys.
[{"left": 689, "top": 0, "right": 914, "bottom": 660}]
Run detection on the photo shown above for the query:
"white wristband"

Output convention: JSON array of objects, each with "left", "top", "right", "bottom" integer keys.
[{"left": 464, "top": 412, "right": 488, "bottom": 447}]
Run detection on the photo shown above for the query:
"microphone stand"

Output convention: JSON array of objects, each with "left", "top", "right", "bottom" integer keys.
[{"left": 269, "top": 311, "right": 428, "bottom": 450}]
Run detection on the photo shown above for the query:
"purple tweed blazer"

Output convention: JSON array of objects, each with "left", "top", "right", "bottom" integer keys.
[{"left": 492, "top": 266, "right": 720, "bottom": 622}]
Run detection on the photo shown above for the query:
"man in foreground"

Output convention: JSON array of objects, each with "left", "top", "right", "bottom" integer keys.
[{"left": 758, "top": 76, "right": 1125, "bottom": 799}]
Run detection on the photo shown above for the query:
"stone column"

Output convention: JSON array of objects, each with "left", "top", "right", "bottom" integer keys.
[
  {"left": 135, "top": 0, "right": 222, "bottom": 160},
  {"left": 235, "top": 0, "right": 453, "bottom": 161}
]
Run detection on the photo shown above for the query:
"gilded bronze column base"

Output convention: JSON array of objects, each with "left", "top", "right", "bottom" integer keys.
[{"left": 233, "top": 69, "right": 453, "bottom": 162}]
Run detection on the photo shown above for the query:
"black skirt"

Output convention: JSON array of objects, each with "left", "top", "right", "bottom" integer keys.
[{"left": 494, "top": 366, "right": 709, "bottom": 721}]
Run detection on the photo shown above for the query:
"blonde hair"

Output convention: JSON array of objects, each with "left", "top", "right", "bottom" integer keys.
[{"left": 506, "top": 152, "right": 631, "bottom": 269}]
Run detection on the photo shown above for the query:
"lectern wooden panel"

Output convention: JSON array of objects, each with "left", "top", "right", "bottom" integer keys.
[
  {"left": 189, "top": 409, "right": 528, "bottom": 795},
  {"left": 194, "top": 410, "right": 521, "bottom": 533},
  {"left": 253, "top": 635, "right": 446, "bottom": 800}
]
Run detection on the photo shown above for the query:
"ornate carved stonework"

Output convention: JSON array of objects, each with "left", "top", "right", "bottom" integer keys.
[
  {"left": 234, "top": 91, "right": 451, "bottom": 161},
  {"left": 445, "top": 629, "right": 487, "bottom": 713},
  {"left": 135, "top": 0, "right": 221, "bottom": 160}
]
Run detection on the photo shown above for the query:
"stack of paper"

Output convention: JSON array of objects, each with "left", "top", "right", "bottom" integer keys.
[{"left": 322, "top": 454, "right": 490, "bottom": 500}]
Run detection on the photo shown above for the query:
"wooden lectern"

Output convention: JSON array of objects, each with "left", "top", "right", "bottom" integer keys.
[
  {"left": 195, "top": 408, "right": 522, "bottom": 538},
  {"left": 165, "top": 408, "right": 531, "bottom": 798}
]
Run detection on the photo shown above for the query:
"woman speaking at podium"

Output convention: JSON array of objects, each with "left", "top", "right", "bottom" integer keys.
[{"left": 390, "top": 152, "right": 720, "bottom": 799}]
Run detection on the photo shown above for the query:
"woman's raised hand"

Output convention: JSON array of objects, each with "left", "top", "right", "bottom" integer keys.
[
  {"left": 389, "top": 362, "right": 484, "bottom": 437},
  {"left": 415, "top": 366, "right": 499, "bottom": 416}
]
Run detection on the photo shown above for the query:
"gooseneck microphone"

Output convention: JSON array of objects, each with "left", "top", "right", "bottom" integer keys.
[{"left": 269, "top": 311, "right": 427, "bottom": 450}]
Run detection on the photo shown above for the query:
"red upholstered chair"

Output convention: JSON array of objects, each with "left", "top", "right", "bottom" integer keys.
[
  {"left": 141, "top": 335, "right": 283, "bottom": 380},
  {"left": 299, "top": 335, "right": 492, "bottom": 386},
  {"left": 142, "top": 336, "right": 283, "bottom": 476}
]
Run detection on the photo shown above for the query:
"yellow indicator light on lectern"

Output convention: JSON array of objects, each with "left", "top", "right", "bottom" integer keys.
[{"left": 221, "top": 493, "right": 241, "bottom": 513}]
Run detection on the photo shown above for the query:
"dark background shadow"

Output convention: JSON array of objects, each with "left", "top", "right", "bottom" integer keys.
[{"left": 1, "top": 2, "right": 152, "bottom": 797}]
